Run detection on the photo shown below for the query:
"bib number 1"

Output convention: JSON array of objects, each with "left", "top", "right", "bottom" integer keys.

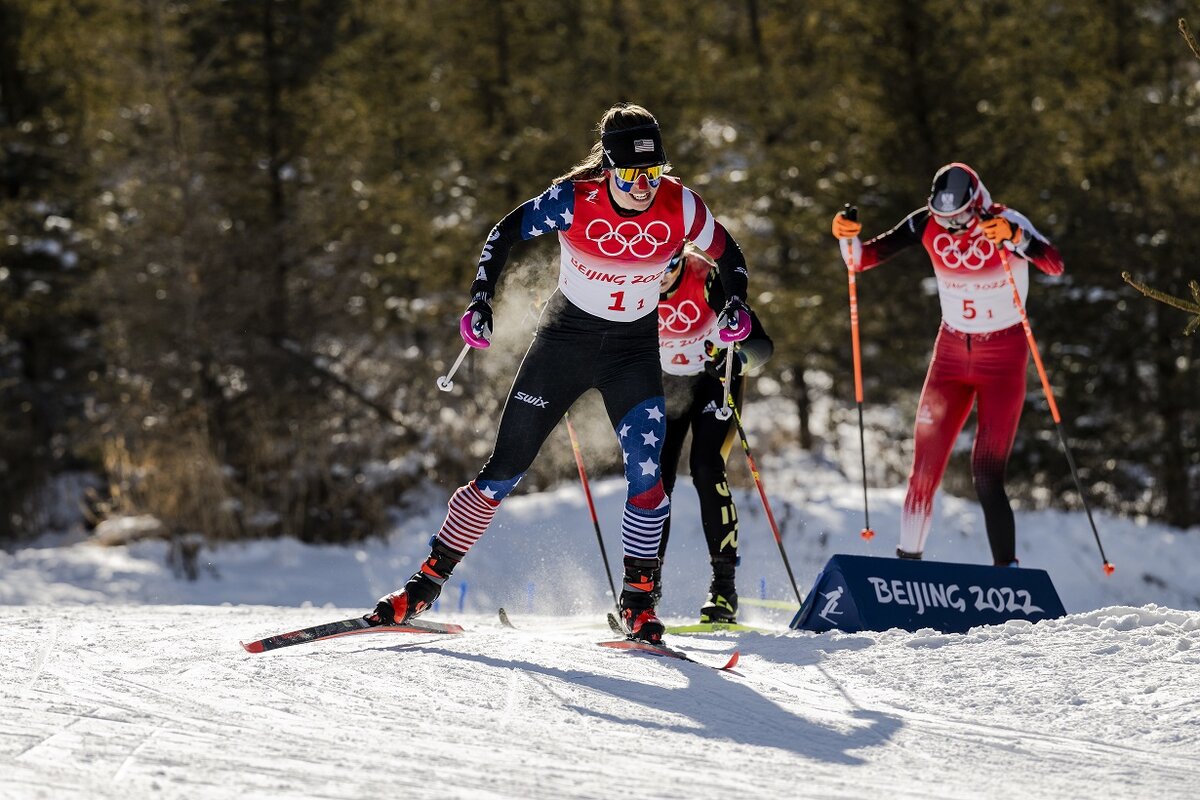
[{"left": 607, "top": 291, "right": 645, "bottom": 313}]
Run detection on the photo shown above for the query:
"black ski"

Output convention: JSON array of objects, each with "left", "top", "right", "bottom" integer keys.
[{"left": 241, "top": 615, "right": 464, "bottom": 653}]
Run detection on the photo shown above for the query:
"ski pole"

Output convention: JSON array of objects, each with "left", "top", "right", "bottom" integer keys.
[
  {"left": 993, "top": 234, "right": 1114, "bottom": 576},
  {"left": 436, "top": 343, "right": 471, "bottom": 392},
  {"left": 564, "top": 411, "right": 621, "bottom": 613},
  {"left": 715, "top": 344, "right": 735, "bottom": 420},
  {"left": 841, "top": 204, "right": 876, "bottom": 541},
  {"left": 726, "top": 392, "right": 805, "bottom": 605}
]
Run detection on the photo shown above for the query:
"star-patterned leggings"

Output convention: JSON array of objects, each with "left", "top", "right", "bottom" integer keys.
[{"left": 433, "top": 293, "right": 669, "bottom": 561}]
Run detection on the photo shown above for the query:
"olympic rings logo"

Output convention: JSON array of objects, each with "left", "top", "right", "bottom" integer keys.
[
  {"left": 585, "top": 218, "right": 672, "bottom": 259},
  {"left": 658, "top": 300, "right": 704, "bottom": 333},
  {"left": 932, "top": 232, "right": 995, "bottom": 271}
]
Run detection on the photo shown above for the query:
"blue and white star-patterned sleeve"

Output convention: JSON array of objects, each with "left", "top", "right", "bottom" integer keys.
[{"left": 469, "top": 182, "right": 577, "bottom": 298}]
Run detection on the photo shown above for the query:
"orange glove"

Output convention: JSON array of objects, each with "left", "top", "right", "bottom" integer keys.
[
  {"left": 831, "top": 211, "right": 862, "bottom": 240},
  {"left": 979, "top": 216, "right": 1023, "bottom": 247}
]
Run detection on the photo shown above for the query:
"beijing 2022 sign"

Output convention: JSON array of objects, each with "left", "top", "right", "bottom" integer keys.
[{"left": 791, "top": 554, "right": 1066, "bottom": 634}]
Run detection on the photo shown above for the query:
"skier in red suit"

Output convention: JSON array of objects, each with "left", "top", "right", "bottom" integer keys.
[{"left": 832, "top": 163, "right": 1064, "bottom": 565}]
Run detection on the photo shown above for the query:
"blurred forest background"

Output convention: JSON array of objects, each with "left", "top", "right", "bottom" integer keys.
[{"left": 1, "top": 0, "right": 1197, "bottom": 547}]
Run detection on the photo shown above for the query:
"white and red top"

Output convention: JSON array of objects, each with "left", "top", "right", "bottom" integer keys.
[
  {"left": 557, "top": 177, "right": 727, "bottom": 321},
  {"left": 658, "top": 259, "right": 722, "bottom": 375},
  {"left": 851, "top": 207, "right": 1064, "bottom": 334},
  {"left": 471, "top": 175, "right": 742, "bottom": 324}
]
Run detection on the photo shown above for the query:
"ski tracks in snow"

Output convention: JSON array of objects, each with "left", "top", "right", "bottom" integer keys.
[{"left": 2, "top": 605, "right": 1200, "bottom": 799}]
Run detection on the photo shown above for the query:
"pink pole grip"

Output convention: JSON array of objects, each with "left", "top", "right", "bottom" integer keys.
[
  {"left": 719, "top": 311, "right": 751, "bottom": 343},
  {"left": 459, "top": 311, "right": 491, "bottom": 349}
]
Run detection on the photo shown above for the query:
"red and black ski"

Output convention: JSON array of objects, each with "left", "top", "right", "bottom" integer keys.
[
  {"left": 597, "top": 638, "right": 741, "bottom": 671},
  {"left": 501, "top": 608, "right": 739, "bottom": 671},
  {"left": 241, "top": 615, "right": 464, "bottom": 653},
  {"left": 601, "top": 612, "right": 740, "bottom": 671}
]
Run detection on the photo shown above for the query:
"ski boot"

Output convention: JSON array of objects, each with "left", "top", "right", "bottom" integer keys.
[
  {"left": 619, "top": 556, "right": 665, "bottom": 643},
  {"left": 371, "top": 540, "right": 463, "bottom": 625},
  {"left": 699, "top": 555, "right": 738, "bottom": 624}
]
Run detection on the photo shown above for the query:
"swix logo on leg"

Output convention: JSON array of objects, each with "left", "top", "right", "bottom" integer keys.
[{"left": 515, "top": 391, "right": 550, "bottom": 408}]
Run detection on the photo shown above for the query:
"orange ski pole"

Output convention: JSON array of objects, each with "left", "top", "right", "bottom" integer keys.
[
  {"left": 842, "top": 205, "right": 876, "bottom": 541},
  {"left": 994, "top": 236, "right": 1114, "bottom": 576}
]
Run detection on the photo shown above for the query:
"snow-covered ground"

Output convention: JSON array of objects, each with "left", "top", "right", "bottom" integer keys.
[
  {"left": 2, "top": 408, "right": 1198, "bottom": 799},
  {"left": 4, "top": 603, "right": 1198, "bottom": 800}
]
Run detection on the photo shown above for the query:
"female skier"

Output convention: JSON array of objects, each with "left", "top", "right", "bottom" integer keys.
[
  {"left": 372, "top": 103, "right": 754, "bottom": 642},
  {"left": 656, "top": 243, "right": 772, "bottom": 623},
  {"left": 831, "top": 163, "right": 1063, "bottom": 565}
]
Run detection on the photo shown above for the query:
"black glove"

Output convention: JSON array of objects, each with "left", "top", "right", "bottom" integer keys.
[{"left": 703, "top": 341, "right": 743, "bottom": 381}]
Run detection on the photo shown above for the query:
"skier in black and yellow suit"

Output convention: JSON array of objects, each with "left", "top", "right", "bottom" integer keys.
[{"left": 656, "top": 243, "right": 773, "bottom": 623}]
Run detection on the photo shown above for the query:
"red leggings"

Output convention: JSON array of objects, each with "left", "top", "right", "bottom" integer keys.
[{"left": 899, "top": 323, "right": 1028, "bottom": 564}]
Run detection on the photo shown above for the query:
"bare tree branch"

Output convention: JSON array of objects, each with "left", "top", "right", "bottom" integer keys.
[
  {"left": 1122, "top": 272, "right": 1200, "bottom": 335},
  {"left": 1180, "top": 18, "right": 1200, "bottom": 61}
]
